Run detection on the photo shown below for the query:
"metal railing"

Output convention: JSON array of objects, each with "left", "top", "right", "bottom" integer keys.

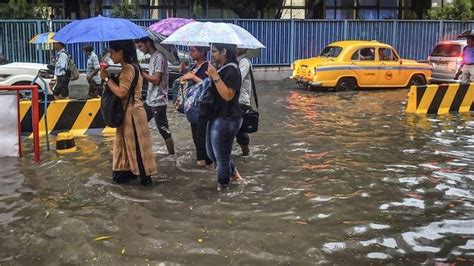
[{"left": 2, "top": 19, "right": 474, "bottom": 69}]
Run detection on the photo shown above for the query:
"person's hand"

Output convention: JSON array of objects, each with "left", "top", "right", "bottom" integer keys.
[
  {"left": 181, "top": 72, "right": 195, "bottom": 81},
  {"left": 100, "top": 69, "right": 109, "bottom": 80},
  {"left": 206, "top": 64, "right": 218, "bottom": 80}
]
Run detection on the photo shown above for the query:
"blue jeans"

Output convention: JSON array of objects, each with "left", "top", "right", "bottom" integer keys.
[{"left": 206, "top": 117, "right": 243, "bottom": 186}]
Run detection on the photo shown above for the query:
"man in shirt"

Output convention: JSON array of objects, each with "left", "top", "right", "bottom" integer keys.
[
  {"left": 53, "top": 42, "right": 69, "bottom": 99},
  {"left": 236, "top": 49, "right": 253, "bottom": 156},
  {"left": 136, "top": 37, "right": 174, "bottom": 155},
  {"left": 84, "top": 45, "right": 102, "bottom": 98},
  {"left": 460, "top": 35, "right": 474, "bottom": 83}
]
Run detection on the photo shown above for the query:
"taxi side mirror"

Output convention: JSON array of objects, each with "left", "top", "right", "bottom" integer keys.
[{"left": 400, "top": 60, "right": 403, "bottom": 65}]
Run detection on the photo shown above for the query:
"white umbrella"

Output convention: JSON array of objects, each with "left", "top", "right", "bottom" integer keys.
[{"left": 161, "top": 21, "right": 265, "bottom": 50}]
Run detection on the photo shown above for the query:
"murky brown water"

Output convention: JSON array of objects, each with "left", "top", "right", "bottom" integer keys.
[{"left": 1, "top": 80, "right": 473, "bottom": 265}]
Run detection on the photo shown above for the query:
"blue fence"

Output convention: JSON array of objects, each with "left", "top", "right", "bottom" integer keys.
[{"left": 1, "top": 19, "right": 474, "bottom": 70}]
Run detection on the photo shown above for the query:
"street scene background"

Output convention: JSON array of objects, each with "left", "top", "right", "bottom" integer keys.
[{"left": 1, "top": 81, "right": 473, "bottom": 264}]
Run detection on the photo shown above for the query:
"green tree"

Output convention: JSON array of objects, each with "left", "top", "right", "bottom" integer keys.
[
  {"left": 111, "top": 0, "right": 139, "bottom": 19},
  {"left": 196, "top": 0, "right": 285, "bottom": 19},
  {"left": 427, "top": 0, "right": 473, "bottom": 21},
  {"left": 0, "top": 0, "right": 47, "bottom": 19}
]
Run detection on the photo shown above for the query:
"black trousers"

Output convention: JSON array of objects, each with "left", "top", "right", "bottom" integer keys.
[
  {"left": 88, "top": 80, "right": 103, "bottom": 98},
  {"left": 53, "top": 75, "right": 70, "bottom": 97},
  {"left": 191, "top": 119, "right": 213, "bottom": 164},
  {"left": 145, "top": 103, "right": 172, "bottom": 140}
]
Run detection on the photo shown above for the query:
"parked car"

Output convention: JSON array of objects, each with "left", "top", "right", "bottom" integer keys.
[
  {"left": 0, "top": 62, "right": 54, "bottom": 99},
  {"left": 428, "top": 40, "right": 466, "bottom": 83},
  {"left": 290, "top": 40, "right": 431, "bottom": 91}
]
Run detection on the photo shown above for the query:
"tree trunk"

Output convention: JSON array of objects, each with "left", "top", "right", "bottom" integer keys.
[
  {"left": 78, "top": 0, "right": 91, "bottom": 18},
  {"left": 274, "top": 1, "right": 284, "bottom": 18},
  {"left": 94, "top": 0, "right": 103, "bottom": 16}
]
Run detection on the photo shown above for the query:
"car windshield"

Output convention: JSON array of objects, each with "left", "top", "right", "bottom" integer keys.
[
  {"left": 431, "top": 44, "right": 462, "bottom": 57},
  {"left": 320, "top": 46, "right": 342, "bottom": 58}
]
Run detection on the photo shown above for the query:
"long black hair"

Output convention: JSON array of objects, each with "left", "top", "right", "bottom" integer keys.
[
  {"left": 109, "top": 39, "right": 138, "bottom": 64},
  {"left": 212, "top": 43, "right": 238, "bottom": 65}
]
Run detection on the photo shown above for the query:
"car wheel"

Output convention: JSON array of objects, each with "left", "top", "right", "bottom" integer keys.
[
  {"left": 408, "top": 75, "right": 426, "bottom": 87},
  {"left": 335, "top": 78, "right": 356, "bottom": 92}
]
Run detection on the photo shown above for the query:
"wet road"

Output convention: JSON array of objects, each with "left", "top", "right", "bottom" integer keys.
[{"left": 1, "top": 80, "right": 474, "bottom": 265}]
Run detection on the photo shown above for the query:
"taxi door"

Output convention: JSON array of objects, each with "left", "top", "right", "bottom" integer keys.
[
  {"left": 350, "top": 47, "right": 378, "bottom": 86},
  {"left": 378, "top": 48, "right": 403, "bottom": 86}
]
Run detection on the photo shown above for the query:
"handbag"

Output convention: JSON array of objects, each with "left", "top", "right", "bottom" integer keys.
[
  {"left": 184, "top": 78, "right": 212, "bottom": 124},
  {"left": 239, "top": 66, "right": 259, "bottom": 134},
  {"left": 175, "top": 62, "right": 208, "bottom": 114},
  {"left": 184, "top": 63, "right": 239, "bottom": 124},
  {"left": 101, "top": 64, "right": 139, "bottom": 128}
]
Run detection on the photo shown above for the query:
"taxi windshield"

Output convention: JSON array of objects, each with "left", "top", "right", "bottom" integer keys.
[{"left": 320, "top": 46, "right": 342, "bottom": 58}]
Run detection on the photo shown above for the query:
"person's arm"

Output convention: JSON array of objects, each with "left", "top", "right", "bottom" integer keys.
[
  {"left": 100, "top": 64, "right": 134, "bottom": 99},
  {"left": 180, "top": 72, "right": 203, "bottom": 83},
  {"left": 142, "top": 70, "right": 162, "bottom": 85},
  {"left": 142, "top": 55, "right": 163, "bottom": 85},
  {"left": 239, "top": 58, "right": 250, "bottom": 82},
  {"left": 206, "top": 64, "right": 236, "bottom": 102}
]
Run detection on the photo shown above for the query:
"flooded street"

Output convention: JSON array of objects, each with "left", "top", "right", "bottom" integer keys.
[{"left": 1, "top": 80, "right": 474, "bottom": 265}]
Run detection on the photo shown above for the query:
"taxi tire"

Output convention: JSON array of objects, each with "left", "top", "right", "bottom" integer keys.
[
  {"left": 408, "top": 75, "right": 426, "bottom": 87},
  {"left": 335, "top": 78, "right": 356, "bottom": 92}
]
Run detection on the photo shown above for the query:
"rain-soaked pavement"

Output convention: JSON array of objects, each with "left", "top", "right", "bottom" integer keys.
[{"left": 1, "top": 80, "right": 474, "bottom": 265}]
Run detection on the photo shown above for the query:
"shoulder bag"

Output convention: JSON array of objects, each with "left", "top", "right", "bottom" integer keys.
[
  {"left": 101, "top": 64, "right": 139, "bottom": 128},
  {"left": 239, "top": 66, "right": 259, "bottom": 134}
]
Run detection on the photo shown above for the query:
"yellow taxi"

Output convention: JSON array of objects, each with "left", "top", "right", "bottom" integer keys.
[{"left": 290, "top": 40, "right": 431, "bottom": 91}]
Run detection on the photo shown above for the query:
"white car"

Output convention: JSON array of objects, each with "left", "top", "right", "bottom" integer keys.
[{"left": 0, "top": 62, "right": 54, "bottom": 98}]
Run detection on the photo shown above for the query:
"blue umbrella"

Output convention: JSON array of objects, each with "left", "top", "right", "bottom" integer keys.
[{"left": 54, "top": 16, "right": 147, "bottom": 44}]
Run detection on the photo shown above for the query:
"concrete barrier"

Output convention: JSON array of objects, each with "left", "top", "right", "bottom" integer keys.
[
  {"left": 406, "top": 83, "right": 474, "bottom": 114},
  {"left": 20, "top": 98, "right": 115, "bottom": 136}
]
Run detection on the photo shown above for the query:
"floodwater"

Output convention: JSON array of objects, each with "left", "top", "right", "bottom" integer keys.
[{"left": 1, "top": 80, "right": 473, "bottom": 265}]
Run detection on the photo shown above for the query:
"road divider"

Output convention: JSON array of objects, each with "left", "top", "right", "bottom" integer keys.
[
  {"left": 406, "top": 83, "right": 474, "bottom": 114},
  {"left": 20, "top": 98, "right": 115, "bottom": 136}
]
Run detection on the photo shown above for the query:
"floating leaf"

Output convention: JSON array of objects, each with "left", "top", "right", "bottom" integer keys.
[
  {"left": 94, "top": 236, "right": 113, "bottom": 241},
  {"left": 197, "top": 239, "right": 203, "bottom": 243},
  {"left": 120, "top": 247, "right": 125, "bottom": 255},
  {"left": 44, "top": 211, "right": 50, "bottom": 219}
]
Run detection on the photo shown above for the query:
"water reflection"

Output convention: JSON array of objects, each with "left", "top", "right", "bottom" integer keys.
[{"left": 0, "top": 81, "right": 473, "bottom": 264}]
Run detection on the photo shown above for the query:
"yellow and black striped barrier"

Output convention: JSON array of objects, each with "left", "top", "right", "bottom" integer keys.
[
  {"left": 406, "top": 83, "right": 474, "bottom": 114},
  {"left": 20, "top": 98, "right": 115, "bottom": 136}
]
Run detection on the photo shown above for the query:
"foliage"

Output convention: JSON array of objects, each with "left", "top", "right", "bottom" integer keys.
[
  {"left": 200, "top": 0, "right": 285, "bottom": 19},
  {"left": 0, "top": 0, "right": 48, "bottom": 19},
  {"left": 110, "top": 1, "right": 139, "bottom": 19},
  {"left": 427, "top": 0, "right": 473, "bottom": 21}
]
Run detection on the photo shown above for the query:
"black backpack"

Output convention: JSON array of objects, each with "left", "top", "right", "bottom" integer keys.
[{"left": 101, "top": 64, "right": 139, "bottom": 128}]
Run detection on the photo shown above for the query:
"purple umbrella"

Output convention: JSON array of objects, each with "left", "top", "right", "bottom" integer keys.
[{"left": 149, "top": 17, "right": 194, "bottom": 37}]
